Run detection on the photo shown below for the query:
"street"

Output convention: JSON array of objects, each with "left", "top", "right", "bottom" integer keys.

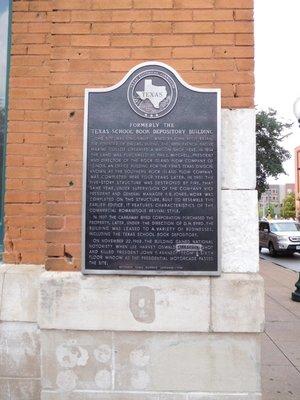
[
  {"left": 260, "top": 248, "right": 300, "bottom": 272},
  {"left": 260, "top": 257, "right": 300, "bottom": 399}
]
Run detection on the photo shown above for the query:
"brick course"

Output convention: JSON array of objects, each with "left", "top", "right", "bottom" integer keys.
[{"left": 4, "top": 0, "right": 254, "bottom": 269}]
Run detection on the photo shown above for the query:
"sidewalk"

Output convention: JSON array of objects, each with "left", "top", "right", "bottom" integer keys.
[{"left": 260, "top": 260, "right": 300, "bottom": 399}]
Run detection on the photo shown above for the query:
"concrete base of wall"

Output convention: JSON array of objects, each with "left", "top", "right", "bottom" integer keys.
[{"left": 0, "top": 265, "right": 264, "bottom": 400}]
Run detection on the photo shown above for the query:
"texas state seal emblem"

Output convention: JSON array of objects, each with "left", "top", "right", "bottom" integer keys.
[{"left": 127, "top": 69, "right": 178, "bottom": 119}]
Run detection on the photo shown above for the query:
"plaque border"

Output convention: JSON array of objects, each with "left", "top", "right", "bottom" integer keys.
[{"left": 81, "top": 61, "right": 221, "bottom": 276}]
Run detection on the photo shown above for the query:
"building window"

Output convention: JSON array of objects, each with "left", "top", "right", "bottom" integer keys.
[{"left": 0, "top": 0, "right": 11, "bottom": 253}]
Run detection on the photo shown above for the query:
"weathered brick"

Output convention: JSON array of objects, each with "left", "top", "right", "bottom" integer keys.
[
  {"left": 46, "top": 191, "right": 66, "bottom": 201},
  {"left": 53, "top": 0, "right": 91, "bottom": 9},
  {"left": 11, "top": 55, "right": 45, "bottom": 66},
  {"left": 214, "top": 46, "right": 254, "bottom": 58},
  {"left": 132, "top": 22, "right": 172, "bottom": 33},
  {"left": 194, "top": 33, "right": 234, "bottom": 45},
  {"left": 131, "top": 47, "right": 172, "bottom": 59},
  {"left": 50, "top": 72, "right": 90, "bottom": 84},
  {"left": 215, "top": 0, "right": 253, "bottom": 8},
  {"left": 70, "top": 35, "right": 110, "bottom": 47},
  {"left": 46, "top": 216, "right": 65, "bottom": 230},
  {"left": 13, "top": 33, "right": 47, "bottom": 44},
  {"left": 193, "top": 59, "right": 234, "bottom": 71},
  {"left": 215, "top": 71, "right": 254, "bottom": 83},
  {"left": 236, "top": 83, "right": 254, "bottom": 97},
  {"left": 50, "top": 36, "right": 71, "bottom": 47},
  {"left": 12, "top": 90, "right": 48, "bottom": 102},
  {"left": 13, "top": 11, "right": 48, "bottom": 22},
  {"left": 6, "top": 226, "right": 21, "bottom": 239},
  {"left": 52, "top": 23, "right": 91, "bottom": 34},
  {"left": 47, "top": 203, "right": 81, "bottom": 216},
  {"left": 10, "top": 98, "right": 44, "bottom": 110},
  {"left": 92, "top": 22, "right": 131, "bottom": 34},
  {"left": 111, "top": 35, "right": 151, "bottom": 47},
  {"left": 21, "top": 252, "right": 45, "bottom": 263},
  {"left": 236, "top": 58, "right": 254, "bottom": 71},
  {"left": 234, "top": 9, "right": 253, "bottom": 20},
  {"left": 51, "top": 47, "right": 89, "bottom": 59},
  {"left": 236, "top": 33, "right": 254, "bottom": 46},
  {"left": 49, "top": 11, "right": 71, "bottom": 22},
  {"left": 28, "top": 22, "right": 51, "bottom": 33},
  {"left": 48, "top": 59, "right": 70, "bottom": 72},
  {"left": 6, "top": 166, "right": 45, "bottom": 180},
  {"left": 153, "top": 10, "right": 192, "bottom": 20},
  {"left": 22, "top": 228, "right": 45, "bottom": 240},
  {"left": 92, "top": 0, "right": 132, "bottom": 9},
  {"left": 174, "top": 0, "right": 214, "bottom": 8},
  {"left": 12, "top": 23, "right": 28, "bottom": 33},
  {"left": 134, "top": 0, "right": 173, "bottom": 8},
  {"left": 71, "top": 10, "right": 111, "bottom": 21},
  {"left": 46, "top": 243, "right": 65, "bottom": 257},
  {"left": 90, "top": 48, "right": 131, "bottom": 59},
  {"left": 5, "top": 192, "right": 40, "bottom": 204},
  {"left": 65, "top": 216, "right": 81, "bottom": 231},
  {"left": 10, "top": 76, "right": 48, "bottom": 88},
  {"left": 69, "top": 60, "right": 110, "bottom": 72},
  {"left": 29, "top": 1, "right": 52, "bottom": 11},
  {"left": 65, "top": 190, "right": 82, "bottom": 202},
  {"left": 45, "top": 257, "right": 78, "bottom": 271},
  {"left": 173, "top": 47, "right": 213, "bottom": 58},
  {"left": 14, "top": 240, "right": 46, "bottom": 252},
  {"left": 5, "top": 203, "right": 44, "bottom": 216},
  {"left": 13, "top": 2, "right": 29, "bottom": 12},
  {"left": 46, "top": 231, "right": 81, "bottom": 243},
  {"left": 112, "top": 10, "right": 150, "bottom": 21},
  {"left": 24, "top": 156, "right": 46, "bottom": 166},
  {"left": 181, "top": 71, "right": 215, "bottom": 84},
  {"left": 27, "top": 43, "right": 51, "bottom": 54},
  {"left": 215, "top": 21, "right": 253, "bottom": 33},
  {"left": 193, "top": 10, "right": 233, "bottom": 20},
  {"left": 25, "top": 110, "right": 49, "bottom": 121},
  {"left": 173, "top": 22, "right": 214, "bottom": 33},
  {"left": 11, "top": 44, "right": 28, "bottom": 55},
  {"left": 153, "top": 34, "right": 193, "bottom": 47}
]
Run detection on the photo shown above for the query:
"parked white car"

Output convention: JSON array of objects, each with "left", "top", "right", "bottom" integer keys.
[{"left": 259, "top": 220, "right": 300, "bottom": 256}]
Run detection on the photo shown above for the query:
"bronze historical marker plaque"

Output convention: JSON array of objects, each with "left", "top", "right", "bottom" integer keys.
[{"left": 82, "top": 62, "right": 220, "bottom": 275}]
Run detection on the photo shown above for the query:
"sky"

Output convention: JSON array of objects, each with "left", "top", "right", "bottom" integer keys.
[
  {"left": 255, "top": 0, "right": 300, "bottom": 184},
  {"left": 0, "top": 0, "right": 9, "bottom": 107}
]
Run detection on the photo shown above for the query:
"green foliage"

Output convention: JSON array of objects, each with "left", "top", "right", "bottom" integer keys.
[
  {"left": 281, "top": 192, "right": 296, "bottom": 219},
  {"left": 256, "top": 109, "right": 291, "bottom": 199},
  {"left": 266, "top": 204, "right": 276, "bottom": 219}
]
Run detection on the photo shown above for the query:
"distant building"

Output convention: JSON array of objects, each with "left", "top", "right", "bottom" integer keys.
[
  {"left": 285, "top": 183, "right": 295, "bottom": 196},
  {"left": 259, "top": 183, "right": 295, "bottom": 217}
]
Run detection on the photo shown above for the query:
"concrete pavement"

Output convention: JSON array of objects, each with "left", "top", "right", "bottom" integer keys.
[
  {"left": 260, "top": 248, "right": 300, "bottom": 272},
  {"left": 260, "top": 259, "right": 300, "bottom": 399}
]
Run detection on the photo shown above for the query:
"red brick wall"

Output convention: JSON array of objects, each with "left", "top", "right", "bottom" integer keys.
[{"left": 4, "top": 0, "right": 254, "bottom": 269}]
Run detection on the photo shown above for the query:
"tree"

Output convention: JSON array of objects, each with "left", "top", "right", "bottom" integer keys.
[
  {"left": 256, "top": 109, "right": 291, "bottom": 199},
  {"left": 281, "top": 192, "right": 296, "bottom": 219},
  {"left": 265, "top": 204, "right": 275, "bottom": 219}
]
